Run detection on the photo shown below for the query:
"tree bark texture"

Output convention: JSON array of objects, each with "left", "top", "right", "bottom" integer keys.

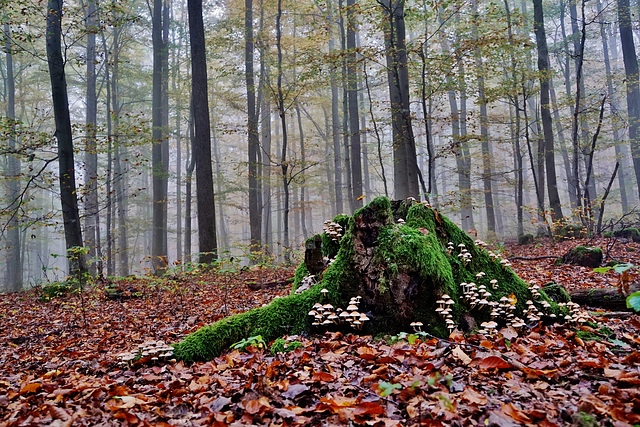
[
  {"left": 188, "top": 0, "right": 218, "bottom": 263},
  {"left": 152, "top": 0, "right": 168, "bottom": 272},
  {"left": 246, "top": 0, "right": 262, "bottom": 255},
  {"left": 46, "top": 0, "right": 87, "bottom": 276},
  {"left": 4, "top": 23, "right": 22, "bottom": 291},
  {"left": 533, "top": 0, "right": 564, "bottom": 223},
  {"left": 617, "top": 0, "right": 640, "bottom": 201},
  {"left": 382, "top": 0, "right": 419, "bottom": 200}
]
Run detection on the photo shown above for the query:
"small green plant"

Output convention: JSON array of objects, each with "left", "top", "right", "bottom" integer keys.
[
  {"left": 231, "top": 335, "right": 266, "bottom": 351},
  {"left": 270, "top": 338, "right": 303, "bottom": 354},
  {"left": 377, "top": 381, "right": 402, "bottom": 397},
  {"left": 40, "top": 281, "right": 72, "bottom": 301},
  {"left": 627, "top": 291, "right": 640, "bottom": 312},
  {"left": 594, "top": 262, "right": 634, "bottom": 295}
]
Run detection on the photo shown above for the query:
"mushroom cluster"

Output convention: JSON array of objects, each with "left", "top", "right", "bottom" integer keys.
[
  {"left": 492, "top": 296, "right": 517, "bottom": 320},
  {"left": 499, "top": 258, "right": 513, "bottom": 269},
  {"left": 308, "top": 291, "right": 370, "bottom": 330},
  {"left": 474, "top": 239, "right": 487, "bottom": 250},
  {"left": 118, "top": 340, "right": 174, "bottom": 367},
  {"left": 323, "top": 220, "right": 343, "bottom": 242},
  {"left": 478, "top": 320, "right": 498, "bottom": 335},
  {"left": 397, "top": 218, "right": 406, "bottom": 225},
  {"left": 460, "top": 281, "right": 491, "bottom": 308},
  {"left": 528, "top": 281, "right": 541, "bottom": 299},
  {"left": 457, "top": 243, "right": 472, "bottom": 266},
  {"left": 447, "top": 242, "right": 454, "bottom": 255},
  {"left": 558, "top": 301, "right": 589, "bottom": 325},
  {"left": 523, "top": 300, "right": 543, "bottom": 323},
  {"left": 435, "top": 294, "right": 457, "bottom": 333}
]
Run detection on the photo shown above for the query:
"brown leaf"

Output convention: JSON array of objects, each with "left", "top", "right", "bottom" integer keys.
[
  {"left": 452, "top": 346, "right": 472, "bottom": 365},
  {"left": 312, "top": 371, "right": 335, "bottom": 382},
  {"left": 462, "top": 387, "right": 487, "bottom": 405},
  {"left": 502, "top": 402, "right": 533, "bottom": 423},
  {"left": 357, "top": 346, "right": 378, "bottom": 360},
  {"left": 353, "top": 401, "right": 385, "bottom": 417},
  {"left": 473, "top": 356, "right": 512, "bottom": 370},
  {"left": 20, "top": 382, "right": 41, "bottom": 393},
  {"left": 245, "top": 396, "right": 272, "bottom": 415}
]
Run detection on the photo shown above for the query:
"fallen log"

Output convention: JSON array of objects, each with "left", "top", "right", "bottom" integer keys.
[{"left": 568, "top": 285, "right": 639, "bottom": 311}]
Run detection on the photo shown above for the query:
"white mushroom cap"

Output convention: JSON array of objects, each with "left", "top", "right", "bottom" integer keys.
[{"left": 346, "top": 304, "right": 359, "bottom": 311}]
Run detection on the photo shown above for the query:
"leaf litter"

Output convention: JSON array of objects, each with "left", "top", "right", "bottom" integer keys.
[{"left": 1, "top": 239, "right": 640, "bottom": 425}]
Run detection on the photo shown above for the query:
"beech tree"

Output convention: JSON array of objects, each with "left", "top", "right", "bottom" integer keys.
[
  {"left": 188, "top": 0, "right": 218, "bottom": 264},
  {"left": 46, "top": 0, "right": 87, "bottom": 277}
]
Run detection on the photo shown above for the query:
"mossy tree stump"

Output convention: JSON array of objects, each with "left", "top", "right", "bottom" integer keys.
[
  {"left": 560, "top": 246, "right": 603, "bottom": 268},
  {"left": 173, "top": 197, "right": 555, "bottom": 363}
]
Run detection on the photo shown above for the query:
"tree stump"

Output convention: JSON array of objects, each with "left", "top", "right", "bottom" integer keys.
[
  {"left": 173, "top": 197, "right": 558, "bottom": 362},
  {"left": 560, "top": 246, "right": 603, "bottom": 268}
]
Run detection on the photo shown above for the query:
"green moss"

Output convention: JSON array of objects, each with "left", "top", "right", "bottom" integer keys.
[
  {"left": 174, "top": 196, "right": 544, "bottom": 362},
  {"left": 270, "top": 338, "right": 303, "bottom": 354},
  {"left": 555, "top": 224, "right": 587, "bottom": 240},
  {"left": 291, "top": 262, "right": 309, "bottom": 293},
  {"left": 542, "top": 283, "right": 571, "bottom": 304},
  {"left": 576, "top": 330, "right": 601, "bottom": 341},
  {"left": 518, "top": 234, "right": 534, "bottom": 245},
  {"left": 614, "top": 228, "right": 640, "bottom": 242}
]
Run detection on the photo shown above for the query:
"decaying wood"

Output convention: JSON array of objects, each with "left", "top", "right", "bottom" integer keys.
[
  {"left": 246, "top": 277, "right": 293, "bottom": 291},
  {"left": 569, "top": 284, "right": 639, "bottom": 311}
]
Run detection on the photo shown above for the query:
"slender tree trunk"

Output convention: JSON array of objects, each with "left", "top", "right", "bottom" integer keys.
[
  {"left": 185, "top": 117, "right": 195, "bottom": 263},
  {"left": 603, "top": 20, "right": 629, "bottom": 213},
  {"left": 471, "top": 2, "right": 496, "bottom": 233},
  {"left": 152, "top": 0, "right": 168, "bottom": 272},
  {"left": 4, "top": 23, "right": 22, "bottom": 291},
  {"left": 295, "top": 106, "right": 309, "bottom": 237},
  {"left": 382, "top": 0, "right": 419, "bottom": 200},
  {"left": 102, "top": 31, "right": 114, "bottom": 277},
  {"left": 84, "top": 0, "right": 100, "bottom": 276},
  {"left": 533, "top": 0, "right": 564, "bottom": 223},
  {"left": 188, "top": 0, "right": 218, "bottom": 263},
  {"left": 275, "top": 0, "right": 291, "bottom": 262},
  {"left": 246, "top": 0, "right": 261, "bottom": 256},
  {"left": 617, "top": 0, "right": 640, "bottom": 201},
  {"left": 46, "top": 0, "right": 87, "bottom": 277},
  {"left": 328, "top": 0, "right": 344, "bottom": 214},
  {"left": 347, "top": 0, "right": 363, "bottom": 209}
]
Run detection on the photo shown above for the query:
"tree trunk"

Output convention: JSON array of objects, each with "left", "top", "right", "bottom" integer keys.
[
  {"left": 382, "top": 0, "right": 419, "bottom": 200},
  {"left": 84, "top": 0, "right": 99, "bottom": 277},
  {"left": 617, "top": 0, "right": 640, "bottom": 201},
  {"left": 533, "top": 0, "right": 564, "bottom": 224},
  {"left": 188, "top": 0, "right": 218, "bottom": 264},
  {"left": 46, "top": 0, "right": 87, "bottom": 278},
  {"left": 347, "top": 0, "right": 363, "bottom": 209},
  {"left": 4, "top": 23, "right": 22, "bottom": 291},
  {"left": 246, "top": 0, "right": 262, "bottom": 257},
  {"left": 471, "top": 2, "right": 496, "bottom": 234},
  {"left": 152, "top": 0, "right": 168, "bottom": 272},
  {"left": 601, "top": 11, "right": 629, "bottom": 214},
  {"left": 327, "top": 0, "right": 344, "bottom": 214}
]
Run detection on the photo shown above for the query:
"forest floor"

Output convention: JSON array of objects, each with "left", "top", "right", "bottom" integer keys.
[{"left": 1, "top": 237, "right": 640, "bottom": 426}]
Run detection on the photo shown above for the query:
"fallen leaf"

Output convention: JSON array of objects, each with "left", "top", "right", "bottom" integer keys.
[
  {"left": 502, "top": 402, "right": 532, "bottom": 423},
  {"left": 353, "top": 401, "right": 385, "bottom": 417},
  {"left": 452, "top": 346, "right": 472, "bottom": 365},
  {"left": 462, "top": 387, "right": 487, "bottom": 405}
]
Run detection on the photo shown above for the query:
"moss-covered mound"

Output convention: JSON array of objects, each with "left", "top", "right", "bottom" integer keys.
[
  {"left": 173, "top": 197, "right": 556, "bottom": 363},
  {"left": 561, "top": 246, "right": 603, "bottom": 268}
]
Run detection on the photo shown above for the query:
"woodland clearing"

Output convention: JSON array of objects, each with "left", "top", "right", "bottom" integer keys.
[{"left": 1, "top": 237, "right": 640, "bottom": 426}]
